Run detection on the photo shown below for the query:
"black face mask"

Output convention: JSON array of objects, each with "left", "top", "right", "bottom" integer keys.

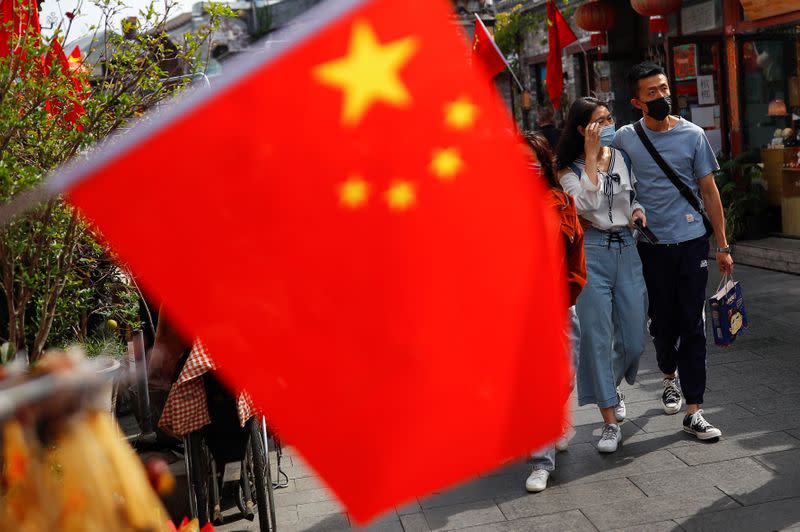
[{"left": 644, "top": 96, "right": 672, "bottom": 121}]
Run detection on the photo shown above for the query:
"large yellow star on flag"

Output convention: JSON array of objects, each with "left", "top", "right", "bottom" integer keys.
[
  {"left": 314, "top": 20, "right": 420, "bottom": 126},
  {"left": 429, "top": 148, "right": 464, "bottom": 180},
  {"left": 444, "top": 97, "right": 478, "bottom": 130}
]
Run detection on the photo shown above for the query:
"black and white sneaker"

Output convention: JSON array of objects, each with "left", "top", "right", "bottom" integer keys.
[
  {"left": 683, "top": 409, "right": 722, "bottom": 440},
  {"left": 662, "top": 378, "right": 682, "bottom": 415}
]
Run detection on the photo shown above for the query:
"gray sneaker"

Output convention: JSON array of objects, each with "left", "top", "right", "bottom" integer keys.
[
  {"left": 597, "top": 423, "right": 622, "bottom": 453},
  {"left": 662, "top": 378, "right": 682, "bottom": 415},
  {"left": 614, "top": 388, "right": 626, "bottom": 422}
]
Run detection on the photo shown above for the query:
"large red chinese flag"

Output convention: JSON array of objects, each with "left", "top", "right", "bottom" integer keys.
[
  {"left": 471, "top": 13, "right": 508, "bottom": 78},
  {"left": 546, "top": 0, "right": 577, "bottom": 109},
  {"left": 60, "top": 0, "right": 569, "bottom": 522}
]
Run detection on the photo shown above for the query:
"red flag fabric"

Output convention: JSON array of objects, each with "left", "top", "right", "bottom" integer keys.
[
  {"left": 43, "top": 37, "right": 86, "bottom": 129},
  {"left": 471, "top": 13, "right": 507, "bottom": 78},
  {"left": 61, "top": 0, "right": 569, "bottom": 522},
  {"left": 546, "top": 0, "right": 578, "bottom": 110},
  {"left": 0, "top": 0, "right": 41, "bottom": 58}
]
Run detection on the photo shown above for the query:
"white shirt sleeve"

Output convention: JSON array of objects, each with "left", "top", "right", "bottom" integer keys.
[{"left": 559, "top": 169, "right": 604, "bottom": 214}]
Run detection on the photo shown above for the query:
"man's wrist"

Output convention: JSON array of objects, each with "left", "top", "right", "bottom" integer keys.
[{"left": 716, "top": 245, "right": 731, "bottom": 254}]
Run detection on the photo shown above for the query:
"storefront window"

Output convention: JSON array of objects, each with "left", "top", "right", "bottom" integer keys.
[
  {"left": 741, "top": 38, "right": 797, "bottom": 150},
  {"left": 670, "top": 39, "right": 726, "bottom": 155}
]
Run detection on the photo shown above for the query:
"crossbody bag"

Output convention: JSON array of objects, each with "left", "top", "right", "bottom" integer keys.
[{"left": 633, "top": 121, "right": 714, "bottom": 238}]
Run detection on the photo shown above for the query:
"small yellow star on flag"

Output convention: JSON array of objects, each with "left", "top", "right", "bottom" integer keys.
[
  {"left": 386, "top": 181, "right": 415, "bottom": 210},
  {"left": 444, "top": 97, "right": 479, "bottom": 130},
  {"left": 429, "top": 148, "right": 464, "bottom": 180},
  {"left": 339, "top": 176, "right": 369, "bottom": 208},
  {"left": 314, "top": 20, "right": 419, "bottom": 126}
]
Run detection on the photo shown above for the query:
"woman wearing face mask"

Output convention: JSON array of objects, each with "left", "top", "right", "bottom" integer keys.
[{"left": 555, "top": 97, "right": 648, "bottom": 454}]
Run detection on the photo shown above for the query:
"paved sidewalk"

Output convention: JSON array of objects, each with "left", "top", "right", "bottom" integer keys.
[{"left": 221, "top": 264, "right": 800, "bottom": 531}]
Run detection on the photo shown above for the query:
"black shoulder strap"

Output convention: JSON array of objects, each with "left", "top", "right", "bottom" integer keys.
[{"left": 633, "top": 121, "right": 713, "bottom": 237}]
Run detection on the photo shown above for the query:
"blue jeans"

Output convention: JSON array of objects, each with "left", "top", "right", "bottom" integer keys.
[
  {"left": 576, "top": 228, "right": 647, "bottom": 408},
  {"left": 532, "top": 306, "right": 580, "bottom": 472}
]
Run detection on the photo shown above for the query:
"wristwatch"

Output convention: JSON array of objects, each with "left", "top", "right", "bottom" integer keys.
[{"left": 716, "top": 246, "right": 732, "bottom": 254}]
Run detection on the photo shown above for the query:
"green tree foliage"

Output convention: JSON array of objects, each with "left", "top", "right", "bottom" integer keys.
[{"left": 0, "top": 0, "right": 233, "bottom": 360}]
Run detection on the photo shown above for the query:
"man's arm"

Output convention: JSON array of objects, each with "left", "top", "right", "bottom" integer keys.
[{"left": 698, "top": 173, "right": 734, "bottom": 275}]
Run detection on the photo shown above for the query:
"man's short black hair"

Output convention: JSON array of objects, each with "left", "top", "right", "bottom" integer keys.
[{"left": 628, "top": 61, "right": 666, "bottom": 98}]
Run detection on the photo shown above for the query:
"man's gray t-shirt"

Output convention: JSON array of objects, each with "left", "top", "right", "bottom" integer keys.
[{"left": 613, "top": 118, "right": 719, "bottom": 244}]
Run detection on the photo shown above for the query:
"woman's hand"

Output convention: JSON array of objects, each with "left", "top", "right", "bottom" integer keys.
[
  {"left": 631, "top": 208, "right": 647, "bottom": 227},
  {"left": 584, "top": 122, "right": 601, "bottom": 161}
]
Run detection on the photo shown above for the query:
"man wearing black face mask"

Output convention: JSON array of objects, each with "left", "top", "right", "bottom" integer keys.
[{"left": 612, "top": 62, "right": 733, "bottom": 442}]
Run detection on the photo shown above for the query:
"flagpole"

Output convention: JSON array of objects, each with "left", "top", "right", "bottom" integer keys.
[{"left": 573, "top": 38, "right": 593, "bottom": 101}]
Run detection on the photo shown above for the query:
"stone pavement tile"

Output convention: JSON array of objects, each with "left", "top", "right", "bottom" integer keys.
[
  {"left": 460, "top": 509, "right": 596, "bottom": 531},
  {"left": 420, "top": 472, "right": 521, "bottom": 509},
  {"left": 297, "top": 499, "right": 346, "bottom": 519},
  {"left": 706, "top": 409, "right": 800, "bottom": 439},
  {"left": 705, "top": 348, "right": 763, "bottom": 366},
  {"left": 722, "top": 359, "right": 800, "bottom": 377},
  {"left": 630, "top": 403, "right": 753, "bottom": 435},
  {"left": 669, "top": 431, "right": 800, "bottom": 466},
  {"left": 705, "top": 372, "right": 799, "bottom": 394},
  {"left": 789, "top": 428, "right": 800, "bottom": 441},
  {"left": 737, "top": 392, "right": 800, "bottom": 415},
  {"left": 581, "top": 487, "right": 738, "bottom": 530},
  {"left": 628, "top": 457, "right": 775, "bottom": 499},
  {"left": 283, "top": 462, "right": 317, "bottom": 480},
  {"left": 276, "top": 507, "right": 300, "bottom": 525},
  {"left": 293, "top": 475, "right": 326, "bottom": 491},
  {"left": 422, "top": 499, "right": 506, "bottom": 531},
  {"left": 358, "top": 514, "right": 403, "bottom": 532},
  {"left": 274, "top": 487, "right": 336, "bottom": 508},
  {"left": 496, "top": 477, "right": 644, "bottom": 520},
  {"left": 396, "top": 500, "right": 423, "bottom": 515},
  {"left": 608, "top": 520, "right": 680, "bottom": 532},
  {"left": 752, "top": 447, "right": 800, "bottom": 474},
  {"left": 551, "top": 449, "right": 689, "bottom": 487},
  {"left": 703, "top": 385, "right": 783, "bottom": 409},
  {"left": 550, "top": 442, "right": 605, "bottom": 466},
  {"left": 399, "top": 513, "right": 431, "bottom": 532},
  {"left": 279, "top": 512, "right": 351, "bottom": 532},
  {"left": 675, "top": 497, "right": 800, "bottom": 532},
  {"left": 752, "top": 343, "right": 799, "bottom": 359}
]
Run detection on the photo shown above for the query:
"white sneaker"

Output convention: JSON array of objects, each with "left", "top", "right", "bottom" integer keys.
[
  {"left": 525, "top": 469, "right": 550, "bottom": 492},
  {"left": 614, "top": 388, "right": 626, "bottom": 422},
  {"left": 662, "top": 378, "right": 683, "bottom": 415},
  {"left": 555, "top": 426, "right": 574, "bottom": 452},
  {"left": 597, "top": 423, "right": 622, "bottom": 453}
]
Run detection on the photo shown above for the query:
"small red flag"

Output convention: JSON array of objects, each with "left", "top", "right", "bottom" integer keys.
[
  {"left": 58, "top": 0, "right": 569, "bottom": 522},
  {"left": 0, "top": 0, "right": 41, "bottom": 58},
  {"left": 546, "top": 0, "right": 578, "bottom": 110},
  {"left": 43, "top": 38, "right": 86, "bottom": 130},
  {"left": 471, "top": 13, "right": 508, "bottom": 78}
]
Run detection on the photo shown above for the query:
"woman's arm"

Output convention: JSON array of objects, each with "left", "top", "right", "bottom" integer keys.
[{"left": 559, "top": 168, "right": 604, "bottom": 214}]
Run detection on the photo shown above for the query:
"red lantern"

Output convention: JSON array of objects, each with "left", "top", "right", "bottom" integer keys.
[
  {"left": 574, "top": 0, "right": 616, "bottom": 50},
  {"left": 630, "top": 0, "right": 682, "bottom": 35}
]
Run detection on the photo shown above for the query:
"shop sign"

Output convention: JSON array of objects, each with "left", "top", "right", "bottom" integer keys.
[
  {"left": 740, "top": 0, "right": 800, "bottom": 22},
  {"left": 681, "top": 1, "right": 716, "bottom": 34},
  {"left": 673, "top": 43, "right": 698, "bottom": 81},
  {"left": 697, "top": 75, "right": 715, "bottom": 105}
]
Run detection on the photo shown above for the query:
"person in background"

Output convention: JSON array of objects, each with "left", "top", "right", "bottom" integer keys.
[
  {"left": 613, "top": 62, "right": 732, "bottom": 440},
  {"left": 556, "top": 97, "right": 648, "bottom": 454},
  {"left": 522, "top": 132, "right": 586, "bottom": 492},
  {"left": 535, "top": 106, "right": 561, "bottom": 150}
]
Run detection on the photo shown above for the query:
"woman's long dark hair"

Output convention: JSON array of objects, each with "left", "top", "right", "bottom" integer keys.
[
  {"left": 555, "top": 97, "right": 610, "bottom": 170},
  {"left": 522, "top": 132, "right": 559, "bottom": 189}
]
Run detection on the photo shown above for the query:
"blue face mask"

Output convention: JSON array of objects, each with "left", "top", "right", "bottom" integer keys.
[{"left": 600, "top": 125, "right": 616, "bottom": 147}]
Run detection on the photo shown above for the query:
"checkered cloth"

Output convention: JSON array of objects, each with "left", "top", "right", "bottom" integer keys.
[{"left": 159, "top": 339, "right": 256, "bottom": 437}]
